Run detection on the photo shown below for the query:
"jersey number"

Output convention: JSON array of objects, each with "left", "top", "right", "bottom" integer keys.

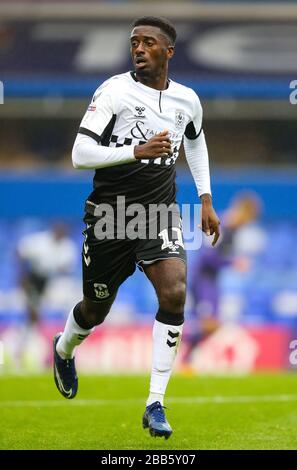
[{"left": 159, "top": 228, "right": 184, "bottom": 251}]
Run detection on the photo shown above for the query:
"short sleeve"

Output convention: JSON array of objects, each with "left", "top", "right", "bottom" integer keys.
[{"left": 78, "top": 83, "right": 116, "bottom": 144}]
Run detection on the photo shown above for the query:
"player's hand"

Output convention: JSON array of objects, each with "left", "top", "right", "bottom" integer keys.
[
  {"left": 134, "top": 130, "right": 173, "bottom": 159},
  {"left": 200, "top": 194, "right": 220, "bottom": 246}
]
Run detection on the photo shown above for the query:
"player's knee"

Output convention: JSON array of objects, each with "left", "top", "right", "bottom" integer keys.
[
  {"left": 159, "top": 281, "right": 186, "bottom": 313},
  {"left": 81, "top": 297, "right": 113, "bottom": 327},
  {"left": 85, "top": 309, "right": 108, "bottom": 326}
]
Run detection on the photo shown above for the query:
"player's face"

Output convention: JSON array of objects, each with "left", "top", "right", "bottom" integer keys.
[{"left": 130, "top": 26, "right": 174, "bottom": 78}]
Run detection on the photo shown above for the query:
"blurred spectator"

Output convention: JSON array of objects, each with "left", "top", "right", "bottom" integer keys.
[
  {"left": 15, "top": 223, "right": 77, "bottom": 368},
  {"left": 17, "top": 222, "right": 77, "bottom": 325},
  {"left": 182, "top": 191, "right": 266, "bottom": 367}
]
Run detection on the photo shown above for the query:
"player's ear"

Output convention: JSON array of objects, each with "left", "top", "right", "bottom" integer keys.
[{"left": 167, "top": 46, "right": 174, "bottom": 60}]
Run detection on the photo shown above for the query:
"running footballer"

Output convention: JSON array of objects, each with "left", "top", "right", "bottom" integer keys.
[{"left": 53, "top": 16, "right": 220, "bottom": 439}]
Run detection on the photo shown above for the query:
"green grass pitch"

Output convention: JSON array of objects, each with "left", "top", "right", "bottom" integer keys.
[{"left": 0, "top": 373, "right": 297, "bottom": 450}]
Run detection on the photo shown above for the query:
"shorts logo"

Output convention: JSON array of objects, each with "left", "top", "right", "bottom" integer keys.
[
  {"left": 175, "top": 109, "right": 185, "bottom": 129},
  {"left": 83, "top": 242, "right": 91, "bottom": 266},
  {"left": 94, "top": 283, "right": 110, "bottom": 300},
  {"left": 168, "top": 243, "right": 180, "bottom": 253}
]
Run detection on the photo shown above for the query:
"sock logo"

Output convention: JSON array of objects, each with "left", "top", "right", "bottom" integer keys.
[
  {"left": 167, "top": 330, "right": 180, "bottom": 348},
  {"left": 77, "top": 333, "right": 89, "bottom": 341}
]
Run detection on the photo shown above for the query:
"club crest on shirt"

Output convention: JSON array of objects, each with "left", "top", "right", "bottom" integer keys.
[{"left": 175, "top": 109, "right": 185, "bottom": 129}]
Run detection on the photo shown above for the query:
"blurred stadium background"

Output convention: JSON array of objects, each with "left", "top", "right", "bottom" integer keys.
[{"left": 0, "top": 0, "right": 297, "bottom": 376}]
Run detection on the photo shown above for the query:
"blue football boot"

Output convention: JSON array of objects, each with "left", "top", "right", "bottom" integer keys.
[
  {"left": 142, "top": 401, "right": 173, "bottom": 439},
  {"left": 53, "top": 333, "right": 78, "bottom": 399}
]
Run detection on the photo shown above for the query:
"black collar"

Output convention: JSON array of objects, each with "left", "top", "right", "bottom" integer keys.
[{"left": 130, "top": 71, "right": 170, "bottom": 90}]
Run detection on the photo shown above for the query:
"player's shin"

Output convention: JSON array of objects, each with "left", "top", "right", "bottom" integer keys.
[
  {"left": 147, "top": 309, "right": 184, "bottom": 406},
  {"left": 56, "top": 302, "right": 94, "bottom": 359}
]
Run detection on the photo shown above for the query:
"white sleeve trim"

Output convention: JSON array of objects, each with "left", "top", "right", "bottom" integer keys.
[
  {"left": 72, "top": 134, "right": 137, "bottom": 170},
  {"left": 183, "top": 130, "right": 212, "bottom": 197}
]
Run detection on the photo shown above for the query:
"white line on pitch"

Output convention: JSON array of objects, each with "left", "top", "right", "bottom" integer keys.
[{"left": 1, "top": 394, "right": 297, "bottom": 408}]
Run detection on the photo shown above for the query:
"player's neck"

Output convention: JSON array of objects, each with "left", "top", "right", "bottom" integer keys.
[{"left": 135, "top": 71, "right": 169, "bottom": 91}]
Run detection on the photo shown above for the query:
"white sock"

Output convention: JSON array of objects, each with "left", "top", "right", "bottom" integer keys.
[
  {"left": 147, "top": 319, "right": 183, "bottom": 407},
  {"left": 56, "top": 308, "right": 94, "bottom": 359},
  {"left": 146, "top": 392, "right": 164, "bottom": 407}
]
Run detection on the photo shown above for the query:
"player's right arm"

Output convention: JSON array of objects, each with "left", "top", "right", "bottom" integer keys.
[
  {"left": 134, "top": 130, "right": 172, "bottom": 159},
  {"left": 72, "top": 83, "right": 172, "bottom": 169}
]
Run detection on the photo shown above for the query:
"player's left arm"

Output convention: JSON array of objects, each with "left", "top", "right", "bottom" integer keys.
[{"left": 183, "top": 92, "right": 220, "bottom": 246}]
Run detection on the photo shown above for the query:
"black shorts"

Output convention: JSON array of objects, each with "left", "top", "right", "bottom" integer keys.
[
  {"left": 24, "top": 272, "right": 48, "bottom": 308},
  {"left": 82, "top": 204, "right": 187, "bottom": 302}
]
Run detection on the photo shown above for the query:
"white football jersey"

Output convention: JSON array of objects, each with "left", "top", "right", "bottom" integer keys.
[
  {"left": 78, "top": 71, "right": 204, "bottom": 206},
  {"left": 80, "top": 71, "right": 202, "bottom": 166}
]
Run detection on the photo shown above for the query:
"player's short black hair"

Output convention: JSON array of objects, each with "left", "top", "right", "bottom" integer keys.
[{"left": 132, "top": 17, "right": 177, "bottom": 45}]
